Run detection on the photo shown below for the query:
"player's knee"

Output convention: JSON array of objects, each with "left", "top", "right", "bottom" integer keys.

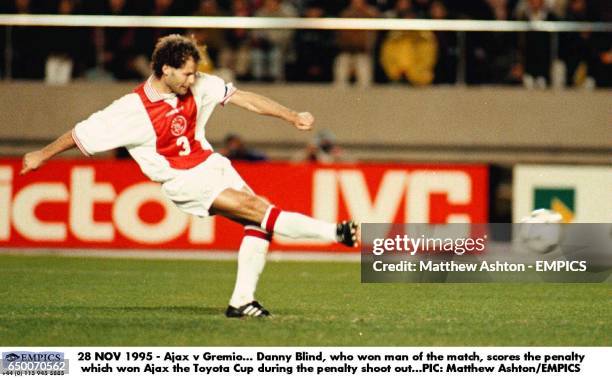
[{"left": 240, "top": 194, "right": 267, "bottom": 222}]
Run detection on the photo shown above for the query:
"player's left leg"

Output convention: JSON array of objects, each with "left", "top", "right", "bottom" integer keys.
[
  {"left": 226, "top": 224, "right": 271, "bottom": 317},
  {"left": 201, "top": 157, "right": 357, "bottom": 317},
  {"left": 226, "top": 188, "right": 272, "bottom": 318},
  {"left": 216, "top": 187, "right": 358, "bottom": 318}
]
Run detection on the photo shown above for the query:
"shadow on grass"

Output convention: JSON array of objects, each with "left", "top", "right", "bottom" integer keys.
[{"left": 9, "top": 305, "right": 223, "bottom": 316}]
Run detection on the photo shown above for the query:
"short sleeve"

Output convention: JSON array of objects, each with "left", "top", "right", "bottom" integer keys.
[
  {"left": 193, "top": 73, "right": 237, "bottom": 106},
  {"left": 72, "top": 94, "right": 150, "bottom": 156}
]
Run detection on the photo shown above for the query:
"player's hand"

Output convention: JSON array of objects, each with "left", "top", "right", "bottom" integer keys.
[
  {"left": 21, "top": 150, "right": 46, "bottom": 175},
  {"left": 293, "top": 112, "right": 314, "bottom": 131}
]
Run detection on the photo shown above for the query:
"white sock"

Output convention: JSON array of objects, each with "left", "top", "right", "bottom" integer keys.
[
  {"left": 261, "top": 206, "right": 337, "bottom": 242},
  {"left": 229, "top": 227, "right": 270, "bottom": 308}
]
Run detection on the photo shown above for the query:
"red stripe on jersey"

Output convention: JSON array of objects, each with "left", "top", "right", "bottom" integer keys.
[
  {"left": 71, "top": 129, "right": 91, "bottom": 156},
  {"left": 220, "top": 87, "right": 237, "bottom": 107},
  {"left": 134, "top": 83, "right": 212, "bottom": 169}
]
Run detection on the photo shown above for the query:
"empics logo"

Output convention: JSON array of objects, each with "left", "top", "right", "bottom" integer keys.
[
  {"left": 4, "top": 353, "right": 20, "bottom": 362},
  {"left": 534, "top": 188, "right": 575, "bottom": 222},
  {"left": 2, "top": 352, "right": 67, "bottom": 376}
]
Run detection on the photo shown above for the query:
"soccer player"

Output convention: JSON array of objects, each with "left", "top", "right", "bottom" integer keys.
[{"left": 20, "top": 34, "right": 358, "bottom": 318}]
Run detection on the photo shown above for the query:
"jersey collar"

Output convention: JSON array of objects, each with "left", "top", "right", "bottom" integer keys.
[{"left": 144, "top": 76, "right": 176, "bottom": 103}]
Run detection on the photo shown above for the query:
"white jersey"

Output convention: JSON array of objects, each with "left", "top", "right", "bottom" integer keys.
[{"left": 72, "top": 73, "right": 236, "bottom": 183}]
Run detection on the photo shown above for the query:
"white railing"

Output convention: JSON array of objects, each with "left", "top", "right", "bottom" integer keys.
[
  {"left": 1, "top": 15, "right": 610, "bottom": 83},
  {"left": 0, "top": 14, "right": 611, "bottom": 31}
]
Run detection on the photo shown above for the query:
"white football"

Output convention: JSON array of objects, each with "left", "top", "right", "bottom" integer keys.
[{"left": 518, "top": 209, "right": 564, "bottom": 254}]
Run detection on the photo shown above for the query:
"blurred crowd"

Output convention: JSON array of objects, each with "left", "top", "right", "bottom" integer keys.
[
  {"left": 217, "top": 130, "right": 353, "bottom": 164},
  {"left": 1, "top": 0, "right": 610, "bottom": 87}
]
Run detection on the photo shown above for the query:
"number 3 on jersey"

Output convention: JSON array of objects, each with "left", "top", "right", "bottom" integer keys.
[{"left": 176, "top": 136, "right": 191, "bottom": 156}]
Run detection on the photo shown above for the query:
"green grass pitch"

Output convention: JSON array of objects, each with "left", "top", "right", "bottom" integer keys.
[{"left": 0, "top": 254, "right": 610, "bottom": 346}]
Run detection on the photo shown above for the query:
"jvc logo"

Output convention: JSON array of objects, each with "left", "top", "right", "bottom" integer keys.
[
  {"left": 276, "top": 169, "right": 477, "bottom": 245},
  {"left": 312, "top": 169, "right": 473, "bottom": 223}
]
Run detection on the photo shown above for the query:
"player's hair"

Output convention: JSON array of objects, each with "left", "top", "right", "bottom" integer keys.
[{"left": 151, "top": 34, "right": 201, "bottom": 77}]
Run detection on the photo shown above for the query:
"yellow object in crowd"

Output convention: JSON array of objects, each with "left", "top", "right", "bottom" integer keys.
[
  {"left": 380, "top": 30, "right": 438, "bottom": 86},
  {"left": 197, "top": 45, "right": 214, "bottom": 74}
]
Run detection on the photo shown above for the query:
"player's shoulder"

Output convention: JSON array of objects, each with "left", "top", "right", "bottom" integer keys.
[
  {"left": 111, "top": 92, "right": 142, "bottom": 107},
  {"left": 193, "top": 72, "right": 225, "bottom": 90},
  {"left": 192, "top": 72, "right": 235, "bottom": 102},
  {"left": 97, "top": 93, "right": 145, "bottom": 118}
]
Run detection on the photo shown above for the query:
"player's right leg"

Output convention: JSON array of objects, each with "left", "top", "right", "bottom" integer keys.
[{"left": 210, "top": 188, "right": 359, "bottom": 247}]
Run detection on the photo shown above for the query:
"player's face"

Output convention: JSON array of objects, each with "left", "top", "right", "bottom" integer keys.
[{"left": 164, "top": 58, "right": 197, "bottom": 96}]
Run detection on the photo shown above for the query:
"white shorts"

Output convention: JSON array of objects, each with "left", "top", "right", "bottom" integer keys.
[{"left": 161, "top": 153, "right": 246, "bottom": 217}]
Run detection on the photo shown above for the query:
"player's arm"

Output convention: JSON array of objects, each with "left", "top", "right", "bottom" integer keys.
[
  {"left": 21, "top": 130, "right": 76, "bottom": 175},
  {"left": 227, "top": 90, "right": 314, "bottom": 131}
]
